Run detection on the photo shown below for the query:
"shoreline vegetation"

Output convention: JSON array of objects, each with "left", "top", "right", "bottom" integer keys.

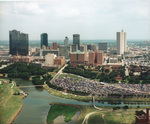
[
  {"left": 44, "top": 85, "right": 150, "bottom": 102},
  {"left": 0, "top": 79, "right": 25, "bottom": 124}
]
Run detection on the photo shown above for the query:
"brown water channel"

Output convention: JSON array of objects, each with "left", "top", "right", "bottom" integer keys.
[{"left": 13, "top": 79, "right": 150, "bottom": 124}]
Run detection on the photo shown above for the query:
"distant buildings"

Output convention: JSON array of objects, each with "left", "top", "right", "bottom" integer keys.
[
  {"left": 87, "top": 44, "right": 92, "bottom": 51},
  {"left": 52, "top": 42, "right": 59, "bottom": 50},
  {"left": 9, "top": 30, "right": 28, "bottom": 56},
  {"left": 98, "top": 43, "right": 107, "bottom": 53},
  {"left": 71, "top": 44, "right": 78, "bottom": 52},
  {"left": 59, "top": 45, "right": 71, "bottom": 59},
  {"left": 34, "top": 49, "right": 59, "bottom": 59},
  {"left": 117, "top": 30, "right": 127, "bottom": 55},
  {"left": 64, "top": 37, "right": 69, "bottom": 45},
  {"left": 87, "top": 44, "right": 97, "bottom": 51},
  {"left": 80, "top": 45, "right": 87, "bottom": 52},
  {"left": 73, "top": 34, "right": 80, "bottom": 50},
  {"left": 41, "top": 33, "right": 48, "bottom": 48}
]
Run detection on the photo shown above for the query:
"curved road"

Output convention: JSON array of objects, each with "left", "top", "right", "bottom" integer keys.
[{"left": 82, "top": 96, "right": 102, "bottom": 124}]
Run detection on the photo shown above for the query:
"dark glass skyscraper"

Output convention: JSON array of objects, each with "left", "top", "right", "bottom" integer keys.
[
  {"left": 9, "top": 30, "right": 28, "bottom": 55},
  {"left": 73, "top": 34, "right": 80, "bottom": 50},
  {"left": 41, "top": 33, "right": 48, "bottom": 48}
]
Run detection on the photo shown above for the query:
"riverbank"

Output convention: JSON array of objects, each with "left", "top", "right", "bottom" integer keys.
[
  {"left": 44, "top": 85, "right": 150, "bottom": 102},
  {"left": 0, "top": 79, "right": 25, "bottom": 124}
]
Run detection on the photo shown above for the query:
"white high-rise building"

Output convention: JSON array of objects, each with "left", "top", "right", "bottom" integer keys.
[
  {"left": 64, "top": 37, "right": 69, "bottom": 45},
  {"left": 116, "top": 30, "right": 127, "bottom": 55}
]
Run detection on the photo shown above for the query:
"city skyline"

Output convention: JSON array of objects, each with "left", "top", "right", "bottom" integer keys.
[{"left": 0, "top": 0, "right": 150, "bottom": 40}]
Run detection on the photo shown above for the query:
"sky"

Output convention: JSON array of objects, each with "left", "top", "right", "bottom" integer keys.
[{"left": 0, "top": 0, "right": 150, "bottom": 40}]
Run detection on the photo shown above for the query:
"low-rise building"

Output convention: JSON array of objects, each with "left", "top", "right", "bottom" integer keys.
[
  {"left": 9, "top": 55, "right": 33, "bottom": 63},
  {"left": 54, "top": 56, "right": 65, "bottom": 66}
]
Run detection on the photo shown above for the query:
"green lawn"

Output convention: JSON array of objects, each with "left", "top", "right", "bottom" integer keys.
[
  {"left": 0, "top": 79, "right": 23, "bottom": 124},
  {"left": 46, "top": 103, "right": 141, "bottom": 124},
  {"left": 88, "top": 108, "right": 137, "bottom": 124},
  {"left": 47, "top": 104, "right": 79, "bottom": 124},
  {"left": 58, "top": 73, "right": 83, "bottom": 79}
]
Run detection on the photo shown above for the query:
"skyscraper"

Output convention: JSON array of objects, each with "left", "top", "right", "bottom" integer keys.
[
  {"left": 9, "top": 30, "right": 28, "bottom": 56},
  {"left": 64, "top": 37, "right": 69, "bottom": 45},
  {"left": 73, "top": 34, "right": 80, "bottom": 50},
  {"left": 41, "top": 33, "right": 48, "bottom": 48},
  {"left": 116, "top": 30, "right": 127, "bottom": 55}
]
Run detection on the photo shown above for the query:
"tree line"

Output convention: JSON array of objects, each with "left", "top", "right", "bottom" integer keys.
[{"left": 0, "top": 62, "right": 48, "bottom": 80}]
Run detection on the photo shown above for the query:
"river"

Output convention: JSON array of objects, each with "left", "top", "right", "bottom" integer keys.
[{"left": 13, "top": 79, "right": 150, "bottom": 124}]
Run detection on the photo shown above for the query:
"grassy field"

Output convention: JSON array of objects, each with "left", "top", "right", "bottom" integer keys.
[
  {"left": 47, "top": 103, "right": 143, "bottom": 124},
  {"left": 58, "top": 73, "right": 83, "bottom": 79},
  {"left": 0, "top": 79, "right": 23, "bottom": 124},
  {"left": 86, "top": 107, "right": 140, "bottom": 124},
  {"left": 47, "top": 104, "right": 79, "bottom": 124}
]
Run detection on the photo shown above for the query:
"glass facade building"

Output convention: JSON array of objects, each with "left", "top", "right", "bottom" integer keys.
[
  {"left": 9, "top": 30, "right": 28, "bottom": 55},
  {"left": 41, "top": 33, "right": 48, "bottom": 48}
]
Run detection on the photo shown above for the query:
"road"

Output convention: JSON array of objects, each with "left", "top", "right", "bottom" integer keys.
[
  {"left": 51, "top": 64, "right": 68, "bottom": 82},
  {"left": 82, "top": 96, "right": 102, "bottom": 124}
]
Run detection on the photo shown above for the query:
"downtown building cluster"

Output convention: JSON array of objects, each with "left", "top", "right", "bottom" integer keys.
[{"left": 8, "top": 29, "right": 129, "bottom": 68}]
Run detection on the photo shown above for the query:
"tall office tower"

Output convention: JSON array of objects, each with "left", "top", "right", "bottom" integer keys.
[
  {"left": 64, "top": 37, "right": 69, "bottom": 45},
  {"left": 19, "top": 33, "right": 29, "bottom": 55},
  {"left": 98, "top": 43, "right": 107, "bottom": 53},
  {"left": 116, "top": 30, "right": 127, "bottom": 55},
  {"left": 9, "top": 30, "right": 28, "bottom": 55},
  {"left": 73, "top": 34, "right": 80, "bottom": 50},
  {"left": 41, "top": 33, "right": 48, "bottom": 48}
]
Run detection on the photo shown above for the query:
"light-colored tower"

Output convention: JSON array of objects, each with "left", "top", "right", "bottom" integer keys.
[
  {"left": 64, "top": 37, "right": 69, "bottom": 45},
  {"left": 45, "top": 53, "right": 55, "bottom": 65},
  {"left": 117, "top": 30, "right": 127, "bottom": 55}
]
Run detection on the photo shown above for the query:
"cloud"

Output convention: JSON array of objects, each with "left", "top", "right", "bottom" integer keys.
[{"left": 0, "top": 0, "right": 150, "bottom": 40}]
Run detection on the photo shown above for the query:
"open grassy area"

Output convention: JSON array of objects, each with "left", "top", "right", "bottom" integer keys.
[
  {"left": 47, "top": 103, "right": 143, "bottom": 124},
  {"left": 0, "top": 79, "right": 23, "bottom": 124},
  {"left": 78, "top": 106, "right": 147, "bottom": 124},
  {"left": 47, "top": 104, "right": 79, "bottom": 124},
  {"left": 87, "top": 107, "right": 139, "bottom": 124},
  {"left": 58, "top": 73, "right": 83, "bottom": 79}
]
